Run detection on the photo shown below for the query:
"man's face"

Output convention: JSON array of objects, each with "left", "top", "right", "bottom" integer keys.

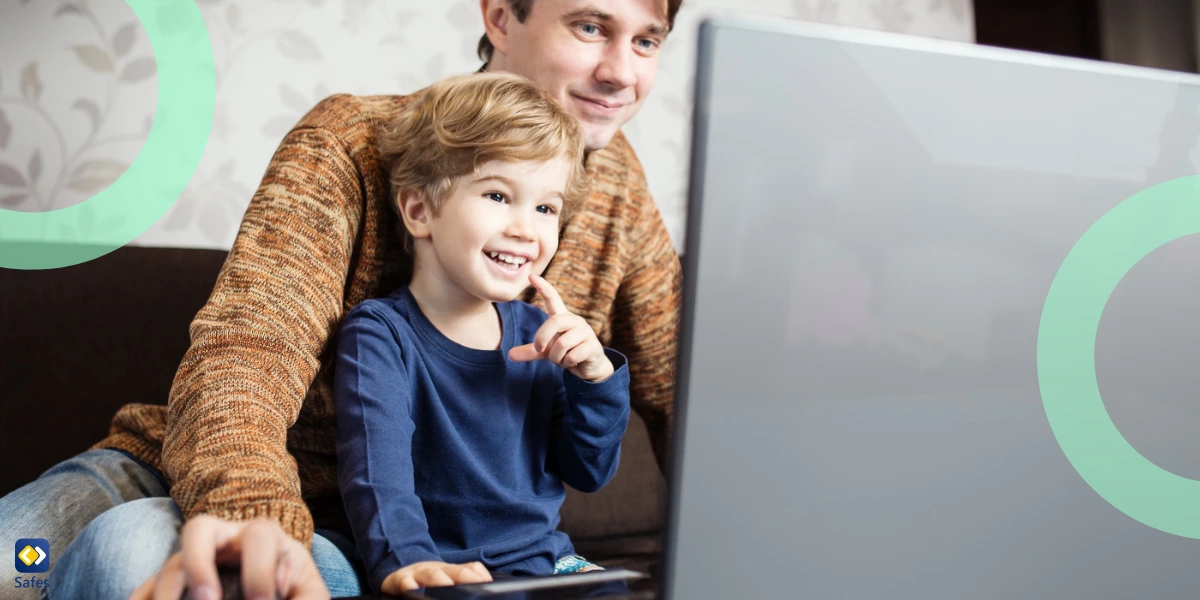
[{"left": 498, "top": 0, "right": 668, "bottom": 151}]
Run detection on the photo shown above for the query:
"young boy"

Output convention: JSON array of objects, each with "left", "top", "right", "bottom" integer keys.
[{"left": 333, "top": 72, "right": 631, "bottom": 595}]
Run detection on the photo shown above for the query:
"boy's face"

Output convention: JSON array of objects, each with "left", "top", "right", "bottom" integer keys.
[
  {"left": 426, "top": 158, "right": 570, "bottom": 303},
  {"left": 490, "top": 0, "right": 668, "bottom": 151}
]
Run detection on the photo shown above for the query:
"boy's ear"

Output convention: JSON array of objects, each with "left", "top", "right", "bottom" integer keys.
[
  {"left": 398, "top": 190, "right": 433, "bottom": 239},
  {"left": 480, "top": 0, "right": 511, "bottom": 57}
]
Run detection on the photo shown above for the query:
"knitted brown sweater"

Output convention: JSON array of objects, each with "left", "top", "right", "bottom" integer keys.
[{"left": 91, "top": 92, "right": 682, "bottom": 546}]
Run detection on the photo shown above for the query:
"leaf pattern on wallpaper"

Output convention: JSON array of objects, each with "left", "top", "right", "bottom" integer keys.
[
  {"left": 0, "top": 193, "right": 29, "bottom": 207},
  {"left": 55, "top": 201, "right": 127, "bottom": 243},
  {"left": 0, "top": 108, "right": 12, "bottom": 149},
  {"left": 794, "top": 0, "right": 839, "bottom": 23},
  {"left": 112, "top": 22, "right": 137, "bottom": 57},
  {"left": 261, "top": 116, "right": 297, "bottom": 139},
  {"left": 198, "top": 201, "right": 232, "bottom": 242},
  {"left": 72, "top": 44, "right": 116, "bottom": 73},
  {"left": 381, "top": 10, "right": 421, "bottom": 48},
  {"left": 29, "top": 152, "right": 43, "bottom": 185},
  {"left": 340, "top": 0, "right": 373, "bottom": 34},
  {"left": 277, "top": 30, "right": 322, "bottom": 62},
  {"left": 262, "top": 82, "right": 331, "bottom": 139},
  {"left": 226, "top": 3, "right": 245, "bottom": 34},
  {"left": 0, "top": 163, "right": 26, "bottom": 187},
  {"left": 20, "top": 62, "right": 43, "bottom": 101},
  {"left": 160, "top": 189, "right": 196, "bottom": 231},
  {"left": 120, "top": 58, "right": 157, "bottom": 83},
  {"left": 73, "top": 98, "right": 102, "bottom": 135},
  {"left": 425, "top": 53, "right": 447, "bottom": 85},
  {"left": 54, "top": 3, "right": 83, "bottom": 17},
  {"left": 929, "top": 0, "right": 970, "bottom": 22},
  {"left": 871, "top": 0, "right": 915, "bottom": 32},
  {"left": 67, "top": 160, "right": 129, "bottom": 193},
  {"left": 280, "top": 83, "right": 310, "bottom": 113},
  {"left": 0, "top": 0, "right": 173, "bottom": 212},
  {"left": 446, "top": 1, "right": 477, "bottom": 31},
  {"left": 215, "top": 159, "right": 234, "bottom": 181}
]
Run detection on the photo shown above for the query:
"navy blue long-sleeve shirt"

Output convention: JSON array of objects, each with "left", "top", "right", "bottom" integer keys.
[{"left": 333, "top": 288, "right": 631, "bottom": 591}]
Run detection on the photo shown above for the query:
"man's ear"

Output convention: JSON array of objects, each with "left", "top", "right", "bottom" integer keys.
[
  {"left": 480, "top": 0, "right": 511, "bottom": 57},
  {"left": 398, "top": 190, "right": 433, "bottom": 240}
]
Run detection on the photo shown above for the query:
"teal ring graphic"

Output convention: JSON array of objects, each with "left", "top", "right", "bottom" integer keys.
[
  {"left": 1038, "top": 174, "right": 1200, "bottom": 538},
  {"left": 0, "top": 0, "right": 214, "bottom": 270}
]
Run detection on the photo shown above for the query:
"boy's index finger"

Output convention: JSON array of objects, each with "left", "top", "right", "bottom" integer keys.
[{"left": 532, "top": 275, "right": 568, "bottom": 315}]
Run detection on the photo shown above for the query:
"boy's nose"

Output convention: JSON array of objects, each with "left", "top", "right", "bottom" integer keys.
[{"left": 505, "top": 215, "right": 536, "bottom": 240}]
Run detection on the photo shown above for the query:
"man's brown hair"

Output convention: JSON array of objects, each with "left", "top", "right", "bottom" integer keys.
[{"left": 477, "top": 0, "right": 684, "bottom": 63}]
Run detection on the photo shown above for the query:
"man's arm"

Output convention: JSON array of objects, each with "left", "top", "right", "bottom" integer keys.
[
  {"left": 609, "top": 158, "right": 683, "bottom": 475},
  {"left": 163, "top": 119, "right": 362, "bottom": 546}
]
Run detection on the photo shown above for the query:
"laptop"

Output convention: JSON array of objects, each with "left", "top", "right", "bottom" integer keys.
[{"left": 409, "top": 13, "right": 1200, "bottom": 600}]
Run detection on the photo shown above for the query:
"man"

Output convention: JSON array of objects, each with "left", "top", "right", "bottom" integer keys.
[{"left": 0, "top": 1, "right": 682, "bottom": 598}]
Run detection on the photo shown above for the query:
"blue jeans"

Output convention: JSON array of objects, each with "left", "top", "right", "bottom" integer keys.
[{"left": 0, "top": 449, "right": 366, "bottom": 599}]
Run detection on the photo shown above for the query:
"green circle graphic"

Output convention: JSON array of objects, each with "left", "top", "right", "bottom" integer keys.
[
  {"left": 1038, "top": 174, "right": 1200, "bottom": 538},
  {"left": 0, "top": 0, "right": 214, "bottom": 270}
]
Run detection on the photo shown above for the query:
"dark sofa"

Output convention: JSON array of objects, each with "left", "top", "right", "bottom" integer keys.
[{"left": 0, "top": 245, "right": 666, "bottom": 572}]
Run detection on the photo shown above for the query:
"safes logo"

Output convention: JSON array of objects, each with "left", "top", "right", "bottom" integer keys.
[{"left": 14, "top": 539, "right": 48, "bottom": 574}]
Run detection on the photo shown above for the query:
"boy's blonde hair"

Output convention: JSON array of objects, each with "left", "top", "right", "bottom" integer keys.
[{"left": 379, "top": 73, "right": 588, "bottom": 239}]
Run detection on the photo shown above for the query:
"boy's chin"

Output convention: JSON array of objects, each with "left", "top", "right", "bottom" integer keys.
[{"left": 476, "top": 286, "right": 524, "bottom": 304}]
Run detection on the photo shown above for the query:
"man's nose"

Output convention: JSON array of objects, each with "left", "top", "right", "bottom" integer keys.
[{"left": 595, "top": 40, "right": 637, "bottom": 91}]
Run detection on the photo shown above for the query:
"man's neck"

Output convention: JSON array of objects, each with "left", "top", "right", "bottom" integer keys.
[{"left": 407, "top": 257, "right": 503, "bottom": 351}]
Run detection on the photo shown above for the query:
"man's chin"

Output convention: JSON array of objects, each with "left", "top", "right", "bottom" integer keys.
[{"left": 583, "top": 129, "right": 619, "bottom": 152}]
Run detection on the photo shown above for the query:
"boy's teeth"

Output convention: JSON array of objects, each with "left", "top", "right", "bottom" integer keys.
[{"left": 487, "top": 251, "right": 527, "bottom": 266}]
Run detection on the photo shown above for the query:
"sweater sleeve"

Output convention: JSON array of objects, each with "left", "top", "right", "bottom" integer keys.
[
  {"left": 554, "top": 349, "right": 631, "bottom": 493},
  {"left": 161, "top": 118, "right": 362, "bottom": 546},
  {"left": 608, "top": 148, "right": 683, "bottom": 475},
  {"left": 334, "top": 305, "right": 443, "bottom": 592}
]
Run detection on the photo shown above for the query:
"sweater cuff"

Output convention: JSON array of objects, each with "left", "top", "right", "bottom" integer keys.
[
  {"left": 185, "top": 498, "right": 316, "bottom": 548},
  {"left": 563, "top": 348, "right": 630, "bottom": 399},
  {"left": 562, "top": 348, "right": 631, "bottom": 432}
]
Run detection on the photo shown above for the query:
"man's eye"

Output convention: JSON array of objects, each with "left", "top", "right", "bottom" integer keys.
[
  {"left": 637, "top": 38, "right": 659, "bottom": 50},
  {"left": 487, "top": 192, "right": 507, "bottom": 203},
  {"left": 578, "top": 23, "right": 601, "bottom": 36}
]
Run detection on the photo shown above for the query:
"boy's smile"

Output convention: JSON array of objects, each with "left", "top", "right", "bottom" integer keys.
[{"left": 484, "top": 250, "right": 532, "bottom": 274}]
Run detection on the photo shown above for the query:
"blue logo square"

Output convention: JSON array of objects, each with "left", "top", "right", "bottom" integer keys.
[{"left": 14, "top": 538, "right": 49, "bottom": 573}]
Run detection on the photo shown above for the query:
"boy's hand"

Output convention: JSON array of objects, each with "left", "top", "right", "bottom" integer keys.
[
  {"left": 382, "top": 561, "right": 492, "bottom": 594},
  {"left": 509, "top": 275, "right": 616, "bottom": 382}
]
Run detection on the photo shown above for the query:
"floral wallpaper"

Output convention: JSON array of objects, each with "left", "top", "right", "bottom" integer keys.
[{"left": 0, "top": 0, "right": 974, "bottom": 252}]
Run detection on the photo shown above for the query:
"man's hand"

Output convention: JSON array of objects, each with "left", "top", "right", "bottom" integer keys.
[
  {"left": 509, "top": 275, "right": 615, "bottom": 382},
  {"left": 128, "top": 516, "right": 329, "bottom": 600},
  {"left": 381, "top": 561, "right": 492, "bottom": 594}
]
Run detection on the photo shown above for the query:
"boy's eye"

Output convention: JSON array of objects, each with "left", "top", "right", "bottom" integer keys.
[
  {"left": 486, "top": 192, "right": 507, "bottom": 203},
  {"left": 537, "top": 205, "right": 558, "bottom": 215}
]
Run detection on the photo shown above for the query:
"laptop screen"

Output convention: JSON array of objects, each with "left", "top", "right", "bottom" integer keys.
[{"left": 666, "top": 15, "right": 1200, "bottom": 599}]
